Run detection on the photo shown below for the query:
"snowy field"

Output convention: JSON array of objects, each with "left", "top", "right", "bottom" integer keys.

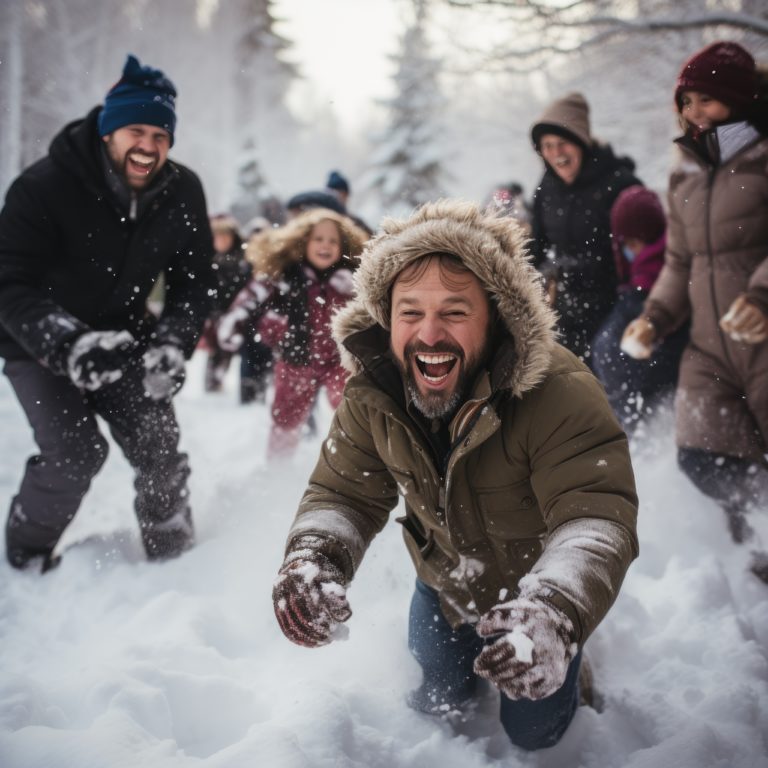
[{"left": 1, "top": 353, "right": 767, "bottom": 768}]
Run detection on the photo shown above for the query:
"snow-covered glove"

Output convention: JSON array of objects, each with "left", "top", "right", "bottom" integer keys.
[
  {"left": 620, "top": 316, "right": 656, "bottom": 360},
  {"left": 273, "top": 543, "right": 352, "bottom": 648},
  {"left": 142, "top": 344, "right": 186, "bottom": 401},
  {"left": 216, "top": 306, "right": 249, "bottom": 353},
  {"left": 473, "top": 596, "right": 576, "bottom": 701},
  {"left": 328, "top": 268, "right": 355, "bottom": 297},
  {"left": 67, "top": 330, "right": 139, "bottom": 391},
  {"left": 719, "top": 294, "right": 768, "bottom": 344}
]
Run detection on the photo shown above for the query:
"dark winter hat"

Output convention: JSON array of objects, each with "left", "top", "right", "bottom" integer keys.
[
  {"left": 610, "top": 186, "right": 666, "bottom": 244},
  {"left": 674, "top": 41, "right": 758, "bottom": 113},
  {"left": 326, "top": 170, "right": 350, "bottom": 195},
  {"left": 98, "top": 54, "right": 177, "bottom": 145},
  {"left": 286, "top": 189, "right": 346, "bottom": 216},
  {"left": 531, "top": 92, "right": 592, "bottom": 150}
]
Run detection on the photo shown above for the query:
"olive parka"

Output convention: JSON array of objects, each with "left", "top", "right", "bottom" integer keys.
[
  {"left": 0, "top": 107, "right": 215, "bottom": 370},
  {"left": 284, "top": 200, "right": 639, "bottom": 644}
]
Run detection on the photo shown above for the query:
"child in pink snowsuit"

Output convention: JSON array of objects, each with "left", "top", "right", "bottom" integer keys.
[{"left": 217, "top": 208, "right": 369, "bottom": 459}]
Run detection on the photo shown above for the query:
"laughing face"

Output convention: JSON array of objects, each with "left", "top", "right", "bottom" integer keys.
[
  {"left": 390, "top": 255, "right": 493, "bottom": 420},
  {"left": 103, "top": 124, "right": 171, "bottom": 191},
  {"left": 306, "top": 219, "right": 343, "bottom": 271},
  {"left": 539, "top": 133, "right": 583, "bottom": 186}
]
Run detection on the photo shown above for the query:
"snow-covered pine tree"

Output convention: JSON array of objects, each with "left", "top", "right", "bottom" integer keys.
[
  {"left": 364, "top": 0, "right": 449, "bottom": 218},
  {"left": 227, "top": 0, "right": 299, "bottom": 221}
]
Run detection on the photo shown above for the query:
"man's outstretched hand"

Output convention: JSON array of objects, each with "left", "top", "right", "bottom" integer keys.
[
  {"left": 273, "top": 546, "right": 351, "bottom": 648},
  {"left": 473, "top": 596, "right": 576, "bottom": 700}
]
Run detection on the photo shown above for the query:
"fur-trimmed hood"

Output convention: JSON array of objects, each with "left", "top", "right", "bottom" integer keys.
[
  {"left": 245, "top": 208, "right": 369, "bottom": 279},
  {"left": 332, "top": 199, "right": 558, "bottom": 397}
]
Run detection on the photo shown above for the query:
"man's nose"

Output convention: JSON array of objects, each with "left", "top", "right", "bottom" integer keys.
[
  {"left": 417, "top": 315, "right": 447, "bottom": 346},
  {"left": 134, "top": 136, "right": 157, "bottom": 154}
]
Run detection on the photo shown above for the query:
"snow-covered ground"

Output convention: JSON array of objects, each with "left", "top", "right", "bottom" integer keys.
[{"left": 1, "top": 354, "right": 767, "bottom": 768}]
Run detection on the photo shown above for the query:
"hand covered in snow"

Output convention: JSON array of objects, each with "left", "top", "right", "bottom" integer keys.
[
  {"left": 142, "top": 344, "right": 185, "bottom": 401},
  {"left": 620, "top": 316, "right": 656, "bottom": 360},
  {"left": 273, "top": 547, "right": 352, "bottom": 648},
  {"left": 719, "top": 295, "right": 768, "bottom": 344},
  {"left": 216, "top": 306, "right": 249, "bottom": 352},
  {"left": 328, "top": 268, "right": 356, "bottom": 297},
  {"left": 473, "top": 596, "right": 576, "bottom": 701},
  {"left": 67, "top": 330, "right": 138, "bottom": 391}
]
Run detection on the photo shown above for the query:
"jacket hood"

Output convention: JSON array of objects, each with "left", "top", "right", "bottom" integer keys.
[
  {"left": 246, "top": 207, "right": 369, "bottom": 279},
  {"left": 49, "top": 107, "right": 105, "bottom": 188},
  {"left": 332, "top": 199, "right": 558, "bottom": 398}
]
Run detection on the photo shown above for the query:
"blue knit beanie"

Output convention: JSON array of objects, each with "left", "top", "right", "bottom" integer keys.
[
  {"left": 326, "top": 170, "right": 350, "bottom": 195},
  {"left": 98, "top": 54, "right": 177, "bottom": 145}
]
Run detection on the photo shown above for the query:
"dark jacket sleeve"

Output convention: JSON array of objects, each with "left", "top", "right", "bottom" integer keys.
[
  {"left": 0, "top": 174, "right": 88, "bottom": 373},
  {"left": 152, "top": 170, "right": 216, "bottom": 356}
]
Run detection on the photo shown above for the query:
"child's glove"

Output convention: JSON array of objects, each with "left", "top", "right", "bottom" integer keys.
[
  {"left": 67, "top": 330, "right": 139, "bottom": 391},
  {"left": 216, "top": 306, "right": 249, "bottom": 352},
  {"left": 142, "top": 343, "right": 185, "bottom": 401},
  {"left": 473, "top": 596, "right": 576, "bottom": 701},
  {"left": 620, "top": 316, "right": 656, "bottom": 360},
  {"left": 719, "top": 294, "right": 768, "bottom": 344},
  {"left": 273, "top": 541, "right": 352, "bottom": 648}
]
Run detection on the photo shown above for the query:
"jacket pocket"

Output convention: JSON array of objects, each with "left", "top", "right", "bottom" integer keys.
[
  {"left": 478, "top": 481, "right": 547, "bottom": 539},
  {"left": 396, "top": 512, "right": 435, "bottom": 558}
]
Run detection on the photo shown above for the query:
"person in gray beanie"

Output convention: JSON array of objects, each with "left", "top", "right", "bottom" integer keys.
[
  {"left": 529, "top": 92, "right": 641, "bottom": 365},
  {"left": 0, "top": 54, "right": 215, "bottom": 570}
]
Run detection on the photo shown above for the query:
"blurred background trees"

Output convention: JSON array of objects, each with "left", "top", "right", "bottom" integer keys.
[{"left": 1, "top": 0, "right": 766, "bottom": 223}]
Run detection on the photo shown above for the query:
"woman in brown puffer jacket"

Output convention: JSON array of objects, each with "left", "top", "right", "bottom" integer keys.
[{"left": 622, "top": 42, "right": 768, "bottom": 581}]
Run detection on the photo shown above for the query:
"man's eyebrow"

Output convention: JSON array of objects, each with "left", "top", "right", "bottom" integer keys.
[{"left": 393, "top": 295, "right": 472, "bottom": 307}]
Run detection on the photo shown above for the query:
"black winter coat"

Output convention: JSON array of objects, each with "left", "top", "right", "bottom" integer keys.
[
  {"left": 0, "top": 107, "right": 215, "bottom": 368},
  {"left": 531, "top": 144, "right": 641, "bottom": 360}
]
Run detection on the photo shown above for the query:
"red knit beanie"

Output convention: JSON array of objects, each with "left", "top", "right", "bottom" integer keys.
[
  {"left": 611, "top": 186, "right": 666, "bottom": 244},
  {"left": 674, "top": 41, "right": 758, "bottom": 113}
]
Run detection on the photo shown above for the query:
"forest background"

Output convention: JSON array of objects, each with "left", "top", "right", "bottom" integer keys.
[{"left": 1, "top": 0, "right": 767, "bottom": 224}]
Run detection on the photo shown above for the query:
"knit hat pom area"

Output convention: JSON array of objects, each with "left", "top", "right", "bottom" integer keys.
[
  {"left": 98, "top": 54, "right": 177, "bottom": 144},
  {"left": 674, "top": 41, "right": 757, "bottom": 113}
]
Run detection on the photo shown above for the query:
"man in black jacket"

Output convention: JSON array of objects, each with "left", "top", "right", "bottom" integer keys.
[{"left": 0, "top": 54, "right": 215, "bottom": 570}]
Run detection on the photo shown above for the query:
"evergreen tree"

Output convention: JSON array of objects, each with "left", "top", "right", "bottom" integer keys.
[{"left": 365, "top": 0, "right": 449, "bottom": 217}]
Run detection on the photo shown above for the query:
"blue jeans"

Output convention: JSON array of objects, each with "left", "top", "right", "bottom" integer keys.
[{"left": 408, "top": 578, "right": 581, "bottom": 750}]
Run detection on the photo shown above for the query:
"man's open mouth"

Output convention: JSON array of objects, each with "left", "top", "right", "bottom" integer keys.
[
  {"left": 414, "top": 353, "right": 458, "bottom": 383},
  {"left": 127, "top": 153, "right": 156, "bottom": 175}
]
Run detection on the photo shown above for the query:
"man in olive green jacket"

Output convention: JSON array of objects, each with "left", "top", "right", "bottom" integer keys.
[{"left": 272, "top": 200, "right": 639, "bottom": 750}]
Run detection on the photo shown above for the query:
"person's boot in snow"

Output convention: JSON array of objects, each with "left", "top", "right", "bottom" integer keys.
[
  {"left": 749, "top": 551, "right": 768, "bottom": 583},
  {"left": 723, "top": 501, "right": 754, "bottom": 544}
]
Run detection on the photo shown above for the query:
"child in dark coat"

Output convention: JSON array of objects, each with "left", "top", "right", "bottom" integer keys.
[
  {"left": 591, "top": 186, "right": 688, "bottom": 434},
  {"left": 217, "top": 208, "right": 369, "bottom": 459}
]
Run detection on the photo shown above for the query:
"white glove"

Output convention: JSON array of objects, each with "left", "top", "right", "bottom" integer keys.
[
  {"left": 142, "top": 344, "right": 185, "bottom": 401},
  {"left": 67, "top": 330, "right": 138, "bottom": 391},
  {"left": 216, "top": 306, "right": 250, "bottom": 353},
  {"left": 473, "top": 596, "right": 576, "bottom": 700}
]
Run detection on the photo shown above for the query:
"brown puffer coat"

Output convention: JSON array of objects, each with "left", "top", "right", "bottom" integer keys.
[
  {"left": 284, "top": 200, "right": 639, "bottom": 643},
  {"left": 644, "top": 126, "right": 768, "bottom": 460}
]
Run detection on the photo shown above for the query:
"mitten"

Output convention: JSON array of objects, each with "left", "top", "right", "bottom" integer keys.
[
  {"left": 719, "top": 294, "right": 768, "bottom": 344},
  {"left": 216, "top": 306, "right": 250, "bottom": 352},
  {"left": 67, "top": 330, "right": 138, "bottom": 391},
  {"left": 620, "top": 316, "right": 655, "bottom": 360},
  {"left": 273, "top": 541, "right": 352, "bottom": 648},
  {"left": 142, "top": 344, "right": 186, "bottom": 401},
  {"left": 473, "top": 596, "right": 576, "bottom": 700}
]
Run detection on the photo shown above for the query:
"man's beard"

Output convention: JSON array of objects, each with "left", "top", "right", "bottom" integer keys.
[
  {"left": 394, "top": 338, "right": 490, "bottom": 421},
  {"left": 105, "top": 140, "right": 160, "bottom": 190}
]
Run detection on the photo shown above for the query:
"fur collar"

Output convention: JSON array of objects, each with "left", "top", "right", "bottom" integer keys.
[{"left": 332, "top": 199, "right": 557, "bottom": 397}]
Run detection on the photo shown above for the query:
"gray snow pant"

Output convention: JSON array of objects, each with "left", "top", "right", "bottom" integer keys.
[{"left": 3, "top": 358, "right": 193, "bottom": 564}]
